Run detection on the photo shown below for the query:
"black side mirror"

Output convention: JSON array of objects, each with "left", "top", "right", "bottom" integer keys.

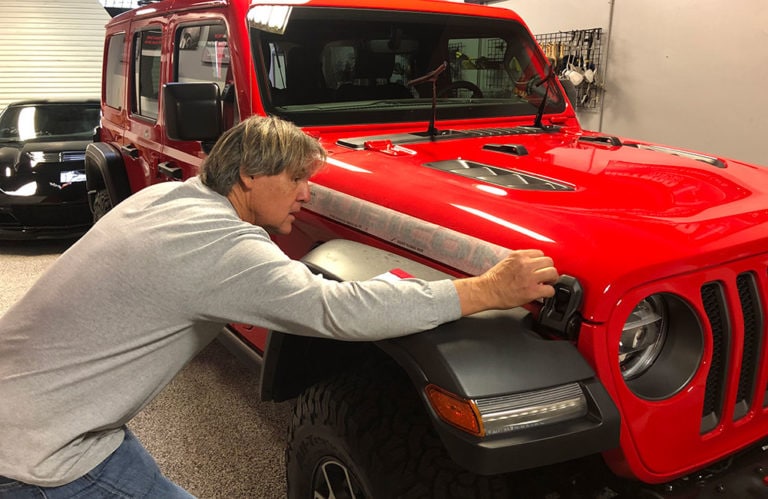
[{"left": 163, "top": 82, "right": 222, "bottom": 147}]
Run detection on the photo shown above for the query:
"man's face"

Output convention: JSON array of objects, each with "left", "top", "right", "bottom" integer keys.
[{"left": 245, "top": 169, "right": 311, "bottom": 234}]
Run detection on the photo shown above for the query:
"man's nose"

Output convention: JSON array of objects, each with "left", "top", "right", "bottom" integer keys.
[{"left": 297, "top": 181, "right": 311, "bottom": 202}]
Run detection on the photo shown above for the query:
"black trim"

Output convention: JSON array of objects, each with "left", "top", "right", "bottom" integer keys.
[
  {"left": 217, "top": 326, "right": 264, "bottom": 372},
  {"left": 84, "top": 141, "right": 132, "bottom": 209}
]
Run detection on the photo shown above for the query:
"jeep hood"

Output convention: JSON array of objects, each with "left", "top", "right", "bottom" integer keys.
[{"left": 310, "top": 128, "right": 768, "bottom": 320}]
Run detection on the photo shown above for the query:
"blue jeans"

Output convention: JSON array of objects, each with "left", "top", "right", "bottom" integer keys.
[{"left": 0, "top": 428, "right": 194, "bottom": 498}]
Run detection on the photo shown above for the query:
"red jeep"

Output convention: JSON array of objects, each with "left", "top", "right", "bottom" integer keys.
[{"left": 86, "top": 1, "right": 768, "bottom": 497}]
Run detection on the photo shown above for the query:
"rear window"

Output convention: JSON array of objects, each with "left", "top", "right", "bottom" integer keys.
[{"left": 104, "top": 33, "right": 126, "bottom": 110}]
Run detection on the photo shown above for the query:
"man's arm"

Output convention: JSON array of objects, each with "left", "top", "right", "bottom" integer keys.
[{"left": 453, "top": 249, "right": 558, "bottom": 316}]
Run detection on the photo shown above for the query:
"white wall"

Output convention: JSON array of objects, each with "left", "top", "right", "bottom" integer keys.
[
  {"left": 496, "top": 0, "right": 768, "bottom": 167},
  {"left": 0, "top": 0, "right": 110, "bottom": 111}
]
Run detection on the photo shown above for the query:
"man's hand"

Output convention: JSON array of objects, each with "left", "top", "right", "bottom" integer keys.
[{"left": 453, "top": 249, "right": 558, "bottom": 316}]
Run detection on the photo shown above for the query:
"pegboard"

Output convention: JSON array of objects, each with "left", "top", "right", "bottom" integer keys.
[{"left": 534, "top": 28, "right": 605, "bottom": 111}]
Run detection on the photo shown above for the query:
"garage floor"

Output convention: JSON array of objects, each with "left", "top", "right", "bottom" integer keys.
[{"left": 0, "top": 239, "right": 292, "bottom": 498}]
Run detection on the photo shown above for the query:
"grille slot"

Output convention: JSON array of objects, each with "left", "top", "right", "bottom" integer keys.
[
  {"left": 735, "top": 273, "right": 762, "bottom": 417},
  {"left": 700, "top": 282, "right": 729, "bottom": 433},
  {"left": 700, "top": 271, "right": 766, "bottom": 433}
]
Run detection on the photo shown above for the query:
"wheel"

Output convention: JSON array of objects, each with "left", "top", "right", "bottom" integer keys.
[
  {"left": 91, "top": 188, "right": 113, "bottom": 222},
  {"left": 285, "top": 358, "right": 512, "bottom": 499},
  {"left": 438, "top": 80, "right": 484, "bottom": 98}
]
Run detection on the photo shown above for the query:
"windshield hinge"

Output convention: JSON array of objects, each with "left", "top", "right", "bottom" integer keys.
[{"left": 537, "top": 275, "right": 583, "bottom": 341}]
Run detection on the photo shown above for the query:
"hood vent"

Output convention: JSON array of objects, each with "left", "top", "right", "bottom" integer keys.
[
  {"left": 483, "top": 143, "right": 529, "bottom": 156},
  {"left": 425, "top": 159, "right": 574, "bottom": 191}
]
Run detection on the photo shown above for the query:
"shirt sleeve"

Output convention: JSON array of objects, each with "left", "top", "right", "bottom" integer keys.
[{"left": 193, "top": 233, "right": 462, "bottom": 341}]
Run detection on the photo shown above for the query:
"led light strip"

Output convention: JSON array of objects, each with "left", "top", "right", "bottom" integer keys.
[{"left": 475, "top": 383, "right": 587, "bottom": 434}]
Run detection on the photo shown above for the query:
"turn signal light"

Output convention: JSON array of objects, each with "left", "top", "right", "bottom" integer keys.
[{"left": 425, "top": 384, "right": 483, "bottom": 436}]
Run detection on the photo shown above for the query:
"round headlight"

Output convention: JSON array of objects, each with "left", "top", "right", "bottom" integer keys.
[{"left": 619, "top": 295, "right": 667, "bottom": 380}]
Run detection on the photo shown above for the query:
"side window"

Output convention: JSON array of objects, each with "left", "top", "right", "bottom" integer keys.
[
  {"left": 132, "top": 28, "right": 162, "bottom": 120},
  {"left": 104, "top": 33, "right": 126, "bottom": 109},
  {"left": 176, "top": 23, "right": 237, "bottom": 129},
  {"left": 265, "top": 42, "right": 287, "bottom": 90}
]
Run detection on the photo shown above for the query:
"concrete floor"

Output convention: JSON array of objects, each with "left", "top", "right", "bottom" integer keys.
[{"left": 0, "top": 239, "right": 292, "bottom": 498}]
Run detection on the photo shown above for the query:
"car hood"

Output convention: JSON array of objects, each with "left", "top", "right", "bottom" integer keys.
[
  {"left": 20, "top": 139, "right": 92, "bottom": 154},
  {"left": 0, "top": 139, "right": 91, "bottom": 167},
  {"left": 310, "top": 127, "right": 768, "bottom": 320}
]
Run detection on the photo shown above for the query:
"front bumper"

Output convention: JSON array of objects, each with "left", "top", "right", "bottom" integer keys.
[
  {"left": 0, "top": 190, "right": 91, "bottom": 240},
  {"left": 637, "top": 439, "right": 768, "bottom": 498}
]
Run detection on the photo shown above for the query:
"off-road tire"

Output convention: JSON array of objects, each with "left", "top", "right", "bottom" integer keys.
[
  {"left": 92, "top": 189, "right": 113, "bottom": 222},
  {"left": 285, "top": 359, "right": 512, "bottom": 499}
]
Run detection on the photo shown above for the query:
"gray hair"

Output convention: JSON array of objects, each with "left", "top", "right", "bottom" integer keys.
[{"left": 200, "top": 115, "right": 326, "bottom": 195}]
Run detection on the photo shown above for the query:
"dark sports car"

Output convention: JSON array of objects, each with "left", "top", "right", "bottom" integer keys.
[{"left": 0, "top": 99, "right": 100, "bottom": 239}]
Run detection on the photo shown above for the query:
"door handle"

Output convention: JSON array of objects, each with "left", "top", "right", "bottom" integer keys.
[
  {"left": 158, "top": 161, "right": 183, "bottom": 180},
  {"left": 120, "top": 144, "right": 139, "bottom": 158}
]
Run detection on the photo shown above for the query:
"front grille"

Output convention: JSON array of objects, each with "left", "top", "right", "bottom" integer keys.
[
  {"left": 60, "top": 151, "right": 86, "bottom": 162},
  {"left": 30, "top": 151, "right": 85, "bottom": 163},
  {"left": 0, "top": 211, "right": 20, "bottom": 227},
  {"left": 700, "top": 270, "right": 766, "bottom": 433}
]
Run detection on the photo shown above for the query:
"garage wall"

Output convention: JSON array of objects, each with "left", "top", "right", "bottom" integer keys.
[
  {"left": 495, "top": 0, "right": 768, "bottom": 167},
  {"left": 0, "top": 0, "right": 110, "bottom": 111}
]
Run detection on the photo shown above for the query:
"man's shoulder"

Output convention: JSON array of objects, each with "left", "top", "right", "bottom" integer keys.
[{"left": 130, "top": 176, "right": 222, "bottom": 207}]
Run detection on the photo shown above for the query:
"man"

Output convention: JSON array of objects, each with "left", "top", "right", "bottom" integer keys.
[{"left": 0, "top": 116, "right": 558, "bottom": 497}]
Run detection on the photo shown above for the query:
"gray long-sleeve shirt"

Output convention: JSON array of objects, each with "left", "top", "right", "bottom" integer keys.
[{"left": 0, "top": 176, "right": 461, "bottom": 486}]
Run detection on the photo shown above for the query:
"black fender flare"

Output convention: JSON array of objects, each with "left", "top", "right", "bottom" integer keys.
[
  {"left": 84, "top": 142, "right": 132, "bottom": 209},
  {"left": 262, "top": 240, "right": 620, "bottom": 474}
]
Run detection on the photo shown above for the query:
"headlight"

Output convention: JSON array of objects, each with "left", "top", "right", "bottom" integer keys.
[
  {"left": 619, "top": 295, "right": 667, "bottom": 380},
  {"left": 619, "top": 293, "right": 703, "bottom": 400},
  {"left": 28, "top": 151, "right": 46, "bottom": 168}
]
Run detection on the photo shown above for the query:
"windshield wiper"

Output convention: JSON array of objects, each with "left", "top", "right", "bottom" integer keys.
[
  {"left": 407, "top": 61, "right": 447, "bottom": 139},
  {"left": 533, "top": 64, "right": 555, "bottom": 129}
]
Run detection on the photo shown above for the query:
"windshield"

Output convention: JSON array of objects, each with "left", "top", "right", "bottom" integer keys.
[
  {"left": 0, "top": 103, "right": 100, "bottom": 142},
  {"left": 249, "top": 7, "right": 564, "bottom": 127}
]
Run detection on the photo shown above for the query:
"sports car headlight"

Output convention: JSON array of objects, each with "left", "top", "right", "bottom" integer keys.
[
  {"left": 28, "top": 151, "right": 46, "bottom": 168},
  {"left": 619, "top": 295, "right": 667, "bottom": 380}
]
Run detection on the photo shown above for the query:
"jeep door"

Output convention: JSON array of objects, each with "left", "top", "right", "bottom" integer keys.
[
  {"left": 159, "top": 18, "right": 239, "bottom": 180},
  {"left": 121, "top": 18, "right": 168, "bottom": 191}
]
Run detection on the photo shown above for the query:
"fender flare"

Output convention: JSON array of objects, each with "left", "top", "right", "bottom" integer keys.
[
  {"left": 262, "top": 240, "right": 620, "bottom": 474},
  {"left": 84, "top": 142, "right": 132, "bottom": 208}
]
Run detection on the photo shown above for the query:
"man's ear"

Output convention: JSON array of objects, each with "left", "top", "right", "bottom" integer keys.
[{"left": 238, "top": 171, "right": 254, "bottom": 189}]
